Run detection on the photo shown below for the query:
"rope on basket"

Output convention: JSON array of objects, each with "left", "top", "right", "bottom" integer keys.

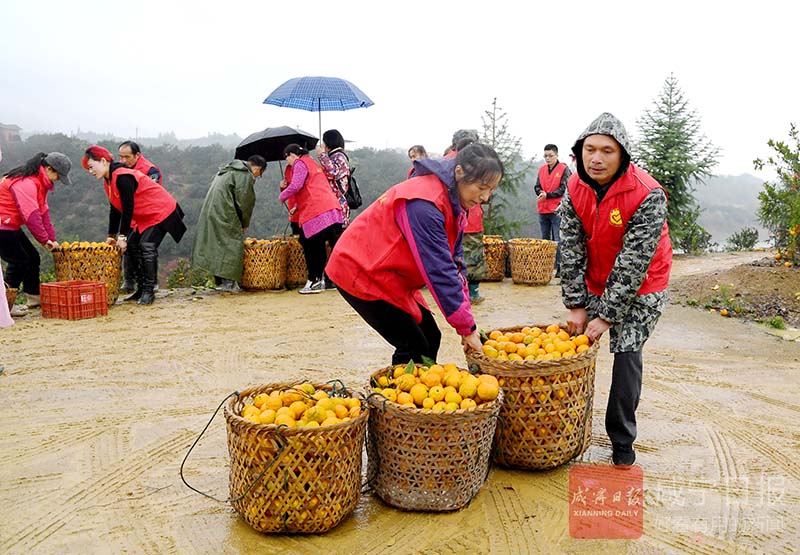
[
  {"left": 180, "top": 391, "right": 288, "bottom": 503},
  {"left": 361, "top": 391, "right": 389, "bottom": 493}
]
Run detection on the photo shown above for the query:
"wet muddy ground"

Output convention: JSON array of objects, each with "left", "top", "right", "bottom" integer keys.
[{"left": 1, "top": 251, "right": 798, "bottom": 554}]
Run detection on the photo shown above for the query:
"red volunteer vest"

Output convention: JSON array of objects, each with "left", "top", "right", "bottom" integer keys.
[
  {"left": 284, "top": 165, "right": 300, "bottom": 223},
  {"left": 465, "top": 203, "right": 484, "bottom": 233},
  {"left": 0, "top": 170, "right": 51, "bottom": 230},
  {"left": 567, "top": 164, "right": 672, "bottom": 296},
  {"left": 293, "top": 155, "right": 341, "bottom": 226},
  {"left": 133, "top": 155, "right": 163, "bottom": 185},
  {"left": 326, "top": 175, "right": 462, "bottom": 322},
  {"left": 105, "top": 168, "right": 177, "bottom": 232},
  {"left": 537, "top": 162, "right": 566, "bottom": 214}
]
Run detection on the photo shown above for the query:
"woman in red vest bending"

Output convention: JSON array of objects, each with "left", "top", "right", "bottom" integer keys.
[
  {"left": 326, "top": 143, "right": 504, "bottom": 365},
  {"left": 279, "top": 144, "right": 344, "bottom": 294},
  {"left": 82, "top": 145, "right": 186, "bottom": 305},
  {"left": 0, "top": 152, "right": 72, "bottom": 316}
]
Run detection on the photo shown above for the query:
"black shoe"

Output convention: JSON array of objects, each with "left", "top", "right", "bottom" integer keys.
[
  {"left": 137, "top": 291, "right": 155, "bottom": 305},
  {"left": 120, "top": 279, "right": 136, "bottom": 294},
  {"left": 124, "top": 289, "right": 143, "bottom": 302},
  {"left": 612, "top": 447, "right": 636, "bottom": 468}
]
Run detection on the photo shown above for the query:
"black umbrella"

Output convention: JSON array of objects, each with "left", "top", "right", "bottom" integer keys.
[{"left": 234, "top": 126, "right": 318, "bottom": 162}]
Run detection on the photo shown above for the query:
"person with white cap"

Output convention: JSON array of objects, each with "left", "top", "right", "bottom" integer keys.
[{"left": 0, "top": 152, "right": 72, "bottom": 316}]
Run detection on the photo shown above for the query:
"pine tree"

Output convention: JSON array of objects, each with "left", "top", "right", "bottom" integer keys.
[
  {"left": 636, "top": 74, "right": 719, "bottom": 252},
  {"left": 480, "top": 98, "right": 532, "bottom": 238}
]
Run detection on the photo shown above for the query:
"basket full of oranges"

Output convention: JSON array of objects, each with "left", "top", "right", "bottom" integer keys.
[
  {"left": 366, "top": 362, "right": 503, "bottom": 511},
  {"left": 51, "top": 241, "right": 122, "bottom": 305},
  {"left": 223, "top": 381, "right": 368, "bottom": 533},
  {"left": 466, "top": 324, "right": 598, "bottom": 470}
]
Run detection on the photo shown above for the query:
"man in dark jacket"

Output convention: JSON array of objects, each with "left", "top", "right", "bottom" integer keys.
[{"left": 559, "top": 112, "right": 673, "bottom": 467}]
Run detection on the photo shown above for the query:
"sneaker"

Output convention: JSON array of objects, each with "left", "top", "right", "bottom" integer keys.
[
  {"left": 324, "top": 278, "right": 337, "bottom": 291},
  {"left": 10, "top": 305, "right": 29, "bottom": 317},
  {"left": 470, "top": 295, "right": 486, "bottom": 305},
  {"left": 612, "top": 447, "right": 636, "bottom": 468},
  {"left": 299, "top": 279, "right": 324, "bottom": 294}
]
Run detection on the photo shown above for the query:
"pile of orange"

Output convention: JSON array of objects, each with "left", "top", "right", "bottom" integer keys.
[
  {"left": 55, "top": 241, "right": 115, "bottom": 250},
  {"left": 239, "top": 383, "right": 362, "bottom": 428},
  {"left": 371, "top": 362, "right": 500, "bottom": 411},
  {"left": 244, "top": 238, "right": 278, "bottom": 247},
  {"left": 480, "top": 324, "right": 592, "bottom": 361}
]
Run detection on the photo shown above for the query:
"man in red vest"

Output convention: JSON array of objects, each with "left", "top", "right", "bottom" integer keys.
[
  {"left": 118, "top": 141, "right": 164, "bottom": 292},
  {"left": 559, "top": 113, "right": 672, "bottom": 468},
  {"left": 534, "top": 144, "right": 571, "bottom": 277}
]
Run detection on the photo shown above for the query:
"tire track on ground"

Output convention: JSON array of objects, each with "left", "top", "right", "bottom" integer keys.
[
  {"left": 651, "top": 366, "right": 800, "bottom": 483},
  {"left": 0, "top": 430, "right": 195, "bottom": 553}
]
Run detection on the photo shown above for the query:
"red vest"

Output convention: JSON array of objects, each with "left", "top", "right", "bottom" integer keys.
[
  {"left": 0, "top": 170, "right": 51, "bottom": 230},
  {"left": 133, "top": 155, "right": 163, "bottom": 185},
  {"left": 326, "top": 175, "right": 462, "bottom": 322},
  {"left": 537, "top": 162, "right": 566, "bottom": 214},
  {"left": 465, "top": 203, "right": 484, "bottom": 233},
  {"left": 105, "top": 168, "right": 177, "bottom": 232},
  {"left": 293, "top": 155, "right": 341, "bottom": 226},
  {"left": 567, "top": 164, "right": 672, "bottom": 296},
  {"left": 283, "top": 165, "right": 300, "bottom": 223}
]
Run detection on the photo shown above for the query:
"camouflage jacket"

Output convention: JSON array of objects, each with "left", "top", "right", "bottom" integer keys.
[{"left": 559, "top": 187, "right": 669, "bottom": 323}]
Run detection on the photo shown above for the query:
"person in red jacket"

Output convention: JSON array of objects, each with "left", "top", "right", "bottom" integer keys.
[
  {"left": 534, "top": 144, "right": 571, "bottom": 277},
  {"left": 327, "top": 143, "right": 504, "bottom": 365},
  {"left": 559, "top": 113, "right": 672, "bottom": 467},
  {"left": 0, "top": 152, "right": 72, "bottom": 316},
  {"left": 278, "top": 144, "right": 344, "bottom": 294},
  {"left": 82, "top": 145, "right": 185, "bottom": 305},
  {"left": 118, "top": 141, "right": 164, "bottom": 293}
]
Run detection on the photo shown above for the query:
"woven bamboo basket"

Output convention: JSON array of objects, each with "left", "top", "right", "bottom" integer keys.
[
  {"left": 284, "top": 236, "right": 307, "bottom": 289},
  {"left": 482, "top": 235, "right": 507, "bottom": 281},
  {"left": 507, "top": 238, "right": 557, "bottom": 285},
  {"left": 365, "top": 366, "right": 503, "bottom": 511},
  {"left": 4, "top": 282, "right": 16, "bottom": 310},
  {"left": 51, "top": 245, "right": 122, "bottom": 305},
  {"left": 466, "top": 325, "right": 598, "bottom": 470},
  {"left": 224, "top": 382, "right": 368, "bottom": 534},
  {"left": 241, "top": 239, "right": 288, "bottom": 290}
]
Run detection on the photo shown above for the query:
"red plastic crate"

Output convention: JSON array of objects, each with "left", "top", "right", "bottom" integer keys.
[{"left": 40, "top": 280, "right": 108, "bottom": 320}]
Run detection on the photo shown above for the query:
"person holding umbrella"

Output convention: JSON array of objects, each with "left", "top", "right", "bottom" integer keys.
[
  {"left": 279, "top": 143, "right": 344, "bottom": 294},
  {"left": 326, "top": 143, "right": 504, "bottom": 364},
  {"left": 316, "top": 129, "right": 351, "bottom": 227},
  {"left": 82, "top": 145, "right": 186, "bottom": 305},
  {"left": 0, "top": 152, "right": 72, "bottom": 316},
  {"left": 191, "top": 155, "right": 267, "bottom": 292}
]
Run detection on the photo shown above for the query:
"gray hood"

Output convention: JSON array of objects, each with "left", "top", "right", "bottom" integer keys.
[{"left": 571, "top": 112, "right": 632, "bottom": 186}]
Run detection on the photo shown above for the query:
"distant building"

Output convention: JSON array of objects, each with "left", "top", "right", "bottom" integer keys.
[{"left": 0, "top": 123, "right": 22, "bottom": 144}]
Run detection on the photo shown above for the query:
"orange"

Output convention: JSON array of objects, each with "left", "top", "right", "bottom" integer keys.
[
  {"left": 349, "top": 405, "right": 362, "bottom": 418},
  {"left": 428, "top": 364, "right": 445, "bottom": 374},
  {"left": 482, "top": 345, "right": 499, "bottom": 358},
  {"left": 545, "top": 324, "right": 561, "bottom": 334},
  {"left": 396, "top": 373, "right": 417, "bottom": 392},
  {"left": 252, "top": 393, "right": 269, "bottom": 409},
  {"left": 289, "top": 400, "right": 308, "bottom": 419},
  {"left": 573, "top": 334, "right": 590, "bottom": 347},
  {"left": 442, "top": 363, "right": 459, "bottom": 374},
  {"left": 334, "top": 404, "right": 350, "bottom": 419},
  {"left": 509, "top": 332, "right": 525, "bottom": 343},
  {"left": 576, "top": 344, "right": 590, "bottom": 353},
  {"left": 422, "top": 397, "right": 435, "bottom": 409},
  {"left": 460, "top": 398, "right": 477, "bottom": 409},
  {"left": 476, "top": 381, "right": 499, "bottom": 401},
  {"left": 380, "top": 388, "right": 397, "bottom": 402},
  {"left": 429, "top": 385, "right": 445, "bottom": 402},
  {"left": 410, "top": 383, "right": 429, "bottom": 405},
  {"left": 397, "top": 391, "right": 414, "bottom": 405},
  {"left": 421, "top": 371, "right": 442, "bottom": 388},
  {"left": 488, "top": 330, "right": 503, "bottom": 340},
  {"left": 444, "top": 390, "right": 463, "bottom": 405}
]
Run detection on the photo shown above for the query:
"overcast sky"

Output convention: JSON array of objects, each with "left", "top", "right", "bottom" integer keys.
[{"left": 2, "top": 0, "right": 797, "bottom": 178}]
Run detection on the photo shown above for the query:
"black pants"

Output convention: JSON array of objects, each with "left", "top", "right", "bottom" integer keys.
[
  {"left": 338, "top": 286, "right": 441, "bottom": 365},
  {"left": 0, "top": 230, "right": 41, "bottom": 295},
  {"left": 301, "top": 223, "right": 343, "bottom": 282},
  {"left": 605, "top": 351, "right": 643, "bottom": 453}
]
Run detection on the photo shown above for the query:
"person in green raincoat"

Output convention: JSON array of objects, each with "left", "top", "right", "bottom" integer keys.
[{"left": 191, "top": 155, "right": 267, "bottom": 291}]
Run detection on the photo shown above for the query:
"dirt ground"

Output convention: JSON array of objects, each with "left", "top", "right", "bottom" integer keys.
[{"left": 1, "top": 251, "right": 798, "bottom": 554}]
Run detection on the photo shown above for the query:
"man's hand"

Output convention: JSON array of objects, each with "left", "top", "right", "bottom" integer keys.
[
  {"left": 566, "top": 308, "right": 588, "bottom": 336},
  {"left": 585, "top": 317, "right": 611, "bottom": 342},
  {"left": 242, "top": 227, "right": 248, "bottom": 235},
  {"left": 537, "top": 191, "right": 546, "bottom": 201}
]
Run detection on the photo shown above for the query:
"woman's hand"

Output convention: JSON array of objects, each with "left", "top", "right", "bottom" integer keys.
[
  {"left": 105, "top": 236, "right": 116, "bottom": 246},
  {"left": 44, "top": 240, "right": 58, "bottom": 251},
  {"left": 462, "top": 330, "right": 483, "bottom": 354},
  {"left": 279, "top": 179, "right": 287, "bottom": 190},
  {"left": 116, "top": 238, "right": 127, "bottom": 254}
]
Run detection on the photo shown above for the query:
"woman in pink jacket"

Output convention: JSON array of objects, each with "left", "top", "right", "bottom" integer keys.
[{"left": 0, "top": 152, "right": 72, "bottom": 315}]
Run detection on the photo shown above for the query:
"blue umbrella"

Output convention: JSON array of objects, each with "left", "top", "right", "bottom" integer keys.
[{"left": 263, "top": 76, "right": 374, "bottom": 137}]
